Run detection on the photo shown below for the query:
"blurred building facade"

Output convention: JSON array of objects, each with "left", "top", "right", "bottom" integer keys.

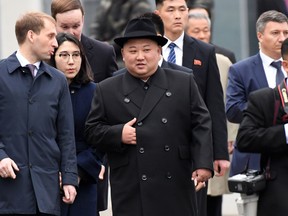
[{"left": 0, "top": 0, "right": 258, "bottom": 61}]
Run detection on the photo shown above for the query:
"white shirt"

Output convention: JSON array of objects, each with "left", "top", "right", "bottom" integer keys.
[
  {"left": 16, "top": 50, "right": 40, "bottom": 76},
  {"left": 162, "top": 32, "right": 184, "bottom": 66},
  {"left": 260, "top": 50, "right": 285, "bottom": 88}
]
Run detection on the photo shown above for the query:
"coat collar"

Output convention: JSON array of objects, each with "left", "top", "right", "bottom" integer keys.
[
  {"left": 81, "top": 34, "right": 93, "bottom": 53},
  {"left": 182, "top": 34, "right": 196, "bottom": 68},
  {"left": 6, "top": 52, "right": 54, "bottom": 78},
  {"left": 252, "top": 53, "right": 269, "bottom": 88},
  {"left": 122, "top": 67, "right": 168, "bottom": 122}
]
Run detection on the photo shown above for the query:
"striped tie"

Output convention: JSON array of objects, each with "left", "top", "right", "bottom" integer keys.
[{"left": 167, "top": 43, "right": 176, "bottom": 64}]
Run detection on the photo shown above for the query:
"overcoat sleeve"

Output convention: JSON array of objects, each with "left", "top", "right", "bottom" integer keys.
[
  {"left": 237, "top": 88, "right": 288, "bottom": 154},
  {"left": 57, "top": 80, "right": 78, "bottom": 186},
  {"left": 226, "top": 65, "right": 248, "bottom": 123},
  {"left": 85, "top": 84, "right": 125, "bottom": 153},
  {"left": 189, "top": 74, "right": 214, "bottom": 172}
]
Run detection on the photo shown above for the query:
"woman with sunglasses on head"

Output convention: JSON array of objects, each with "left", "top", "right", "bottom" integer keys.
[{"left": 49, "top": 32, "right": 104, "bottom": 216}]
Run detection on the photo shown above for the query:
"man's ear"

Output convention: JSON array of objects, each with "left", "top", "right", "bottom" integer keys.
[
  {"left": 27, "top": 30, "right": 35, "bottom": 43},
  {"left": 257, "top": 32, "right": 263, "bottom": 44}
]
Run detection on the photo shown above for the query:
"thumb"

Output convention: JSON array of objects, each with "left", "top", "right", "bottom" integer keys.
[
  {"left": 11, "top": 160, "right": 19, "bottom": 171},
  {"left": 64, "top": 187, "right": 70, "bottom": 200},
  {"left": 191, "top": 171, "right": 197, "bottom": 181},
  {"left": 127, "top": 118, "right": 137, "bottom": 126}
]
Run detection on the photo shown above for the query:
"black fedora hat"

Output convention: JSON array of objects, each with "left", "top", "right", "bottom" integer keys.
[{"left": 114, "top": 18, "right": 168, "bottom": 48}]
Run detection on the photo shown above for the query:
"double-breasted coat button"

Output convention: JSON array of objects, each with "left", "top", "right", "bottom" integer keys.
[
  {"left": 166, "top": 172, "right": 172, "bottom": 179},
  {"left": 137, "top": 121, "right": 143, "bottom": 126},
  {"left": 28, "top": 130, "right": 33, "bottom": 136},
  {"left": 124, "top": 98, "right": 130, "bottom": 103},
  {"left": 166, "top": 91, "right": 172, "bottom": 97},
  {"left": 71, "top": 90, "right": 75, "bottom": 94},
  {"left": 164, "top": 145, "right": 170, "bottom": 151},
  {"left": 142, "top": 174, "right": 147, "bottom": 181},
  {"left": 162, "top": 118, "right": 168, "bottom": 124},
  {"left": 139, "top": 147, "right": 144, "bottom": 153}
]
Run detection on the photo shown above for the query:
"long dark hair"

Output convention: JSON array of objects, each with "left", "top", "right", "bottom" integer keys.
[{"left": 50, "top": 32, "right": 94, "bottom": 84}]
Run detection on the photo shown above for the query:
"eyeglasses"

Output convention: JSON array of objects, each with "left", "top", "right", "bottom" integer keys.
[{"left": 56, "top": 51, "right": 81, "bottom": 62}]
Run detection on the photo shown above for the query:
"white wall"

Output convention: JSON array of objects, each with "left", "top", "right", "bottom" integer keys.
[{"left": 0, "top": 0, "right": 42, "bottom": 59}]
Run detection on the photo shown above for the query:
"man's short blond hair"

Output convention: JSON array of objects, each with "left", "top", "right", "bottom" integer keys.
[
  {"left": 51, "top": 0, "right": 84, "bottom": 19},
  {"left": 15, "top": 11, "right": 55, "bottom": 45}
]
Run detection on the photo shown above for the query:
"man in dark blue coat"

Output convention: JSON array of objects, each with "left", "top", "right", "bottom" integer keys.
[{"left": 0, "top": 11, "right": 78, "bottom": 215}]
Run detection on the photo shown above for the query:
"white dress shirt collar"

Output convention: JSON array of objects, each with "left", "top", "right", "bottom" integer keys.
[
  {"left": 162, "top": 32, "right": 184, "bottom": 66},
  {"left": 16, "top": 50, "right": 41, "bottom": 70}
]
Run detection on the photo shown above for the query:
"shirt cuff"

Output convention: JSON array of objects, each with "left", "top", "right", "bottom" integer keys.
[{"left": 284, "top": 124, "right": 288, "bottom": 144}]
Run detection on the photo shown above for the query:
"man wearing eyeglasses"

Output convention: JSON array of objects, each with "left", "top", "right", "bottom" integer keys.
[{"left": 51, "top": 0, "right": 118, "bottom": 82}]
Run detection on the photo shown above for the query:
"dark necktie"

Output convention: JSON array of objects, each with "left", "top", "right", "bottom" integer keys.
[
  {"left": 27, "top": 64, "right": 36, "bottom": 77},
  {"left": 167, "top": 42, "right": 176, "bottom": 64},
  {"left": 271, "top": 61, "right": 284, "bottom": 85}
]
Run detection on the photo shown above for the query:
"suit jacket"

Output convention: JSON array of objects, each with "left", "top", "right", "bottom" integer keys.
[
  {"left": 161, "top": 59, "right": 193, "bottom": 73},
  {"left": 237, "top": 86, "right": 288, "bottom": 216},
  {"left": 85, "top": 67, "right": 213, "bottom": 216},
  {"left": 226, "top": 53, "right": 267, "bottom": 175},
  {"left": 182, "top": 34, "right": 228, "bottom": 161},
  {"left": 81, "top": 34, "right": 118, "bottom": 210},
  {"left": 81, "top": 34, "right": 118, "bottom": 83},
  {"left": 181, "top": 35, "right": 227, "bottom": 216}
]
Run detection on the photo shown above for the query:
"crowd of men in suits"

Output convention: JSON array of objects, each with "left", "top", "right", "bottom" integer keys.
[{"left": 1, "top": 0, "right": 288, "bottom": 216}]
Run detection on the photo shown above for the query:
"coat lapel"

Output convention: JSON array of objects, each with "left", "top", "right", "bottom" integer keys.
[
  {"left": 253, "top": 54, "right": 269, "bottom": 88},
  {"left": 122, "top": 71, "right": 143, "bottom": 110},
  {"left": 182, "top": 34, "right": 196, "bottom": 69},
  {"left": 137, "top": 68, "right": 168, "bottom": 122},
  {"left": 161, "top": 59, "right": 169, "bottom": 68},
  {"left": 81, "top": 34, "right": 93, "bottom": 58},
  {"left": 122, "top": 68, "right": 168, "bottom": 122}
]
